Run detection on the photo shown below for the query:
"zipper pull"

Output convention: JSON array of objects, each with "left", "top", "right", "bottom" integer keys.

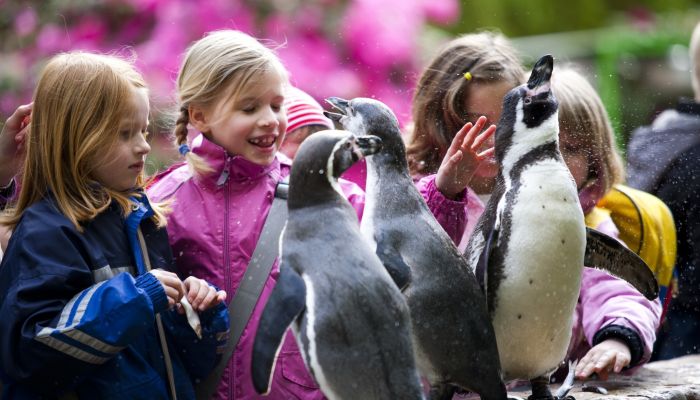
[{"left": 217, "top": 155, "right": 231, "bottom": 186}]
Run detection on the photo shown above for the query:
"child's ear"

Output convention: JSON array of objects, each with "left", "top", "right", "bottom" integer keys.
[{"left": 188, "top": 105, "right": 210, "bottom": 134}]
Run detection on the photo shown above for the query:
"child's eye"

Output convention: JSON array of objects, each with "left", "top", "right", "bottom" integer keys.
[
  {"left": 119, "top": 130, "right": 131, "bottom": 141},
  {"left": 272, "top": 104, "right": 282, "bottom": 112},
  {"left": 242, "top": 105, "right": 257, "bottom": 113}
]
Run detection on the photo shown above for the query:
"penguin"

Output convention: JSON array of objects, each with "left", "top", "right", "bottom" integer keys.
[
  {"left": 251, "top": 130, "right": 425, "bottom": 400},
  {"left": 463, "top": 55, "right": 659, "bottom": 400},
  {"left": 325, "top": 98, "right": 508, "bottom": 400}
]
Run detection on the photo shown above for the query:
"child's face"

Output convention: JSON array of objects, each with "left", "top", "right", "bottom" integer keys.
[
  {"left": 559, "top": 128, "right": 589, "bottom": 189},
  {"left": 92, "top": 87, "right": 150, "bottom": 192},
  {"left": 464, "top": 81, "right": 513, "bottom": 179},
  {"left": 206, "top": 70, "right": 287, "bottom": 166},
  {"left": 280, "top": 126, "right": 311, "bottom": 159}
]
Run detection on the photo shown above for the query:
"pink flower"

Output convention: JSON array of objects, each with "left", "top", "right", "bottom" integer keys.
[
  {"left": 14, "top": 7, "right": 38, "bottom": 37},
  {"left": 421, "top": 0, "right": 460, "bottom": 25}
]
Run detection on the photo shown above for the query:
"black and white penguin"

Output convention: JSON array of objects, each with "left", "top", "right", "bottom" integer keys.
[
  {"left": 326, "top": 98, "right": 508, "bottom": 400},
  {"left": 251, "top": 130, "right": 425, "bottom": 400},
  {"left": 463, "top": 55, "right": 659, "bottom": 399}
]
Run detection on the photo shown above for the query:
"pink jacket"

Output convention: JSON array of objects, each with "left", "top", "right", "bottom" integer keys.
[
  {"left": 148, "top": 134, "right": 468, "bottom": 400},
  {"left": 566, "top": 215, "right": 662, "bottom": 373}
]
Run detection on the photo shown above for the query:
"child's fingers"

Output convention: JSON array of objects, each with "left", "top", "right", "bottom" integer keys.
[
  {"left": 216, "top": 290, "right": 227, "bottom": 304},
  {"left": 477, "top": 147, "right": 495, "bottom": 159},
  {"left": 448, "top": 122, "right": 473, "bottom": 155},
  {"left": 461, "top": 116, "right": 487, "bottom": 149},
  {"left": 197, "top": 287, "right": 218, "bottom": 312},
  {"left": 613, "top": 352, "right": 630, "bottom": 373},
  {"left": 471, "top": 124, "right": 497, "bottom": 151},
  {"left": 190, "top": 281, "right": 211, "bottom": 310}
]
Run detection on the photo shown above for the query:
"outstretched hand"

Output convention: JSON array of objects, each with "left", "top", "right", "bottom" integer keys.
[
  {"left": 575, "top": 338, "right": 631, "bottom": 380},
  {"left": 0, "top": 103, "right": 32, "bottom": 186},
  {"left": 435, "top": 116, "right": 496, "bottom": 199}
]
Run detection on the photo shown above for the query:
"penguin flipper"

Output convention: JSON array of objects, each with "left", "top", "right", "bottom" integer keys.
[
  {"left": 475, "top": 225, "right": 499, "bottom": 293},
  {"left": 252, "top": 265, "right": 306, "bottom": 394},
  {"left": 584, "top": 227, "right": 659, "bottom": 300},
  {"left": 375, "top": 233, "right": 412, "bottom": 290}
]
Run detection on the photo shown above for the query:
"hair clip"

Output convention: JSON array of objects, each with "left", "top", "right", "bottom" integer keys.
[
  {"left": 463, "top": 71, "right": 473, "bottom": 81},
  {"left": 178, "top": 143, "right": 191, "bottom": 156}
]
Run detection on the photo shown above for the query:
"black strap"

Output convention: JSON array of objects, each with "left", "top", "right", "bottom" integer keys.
[{"left": 196, "top": 181, "right": 288, "bottom": 399}]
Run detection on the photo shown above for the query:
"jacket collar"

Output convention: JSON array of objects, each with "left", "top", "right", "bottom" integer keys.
[{"left": 190, "top": 133, "right": 283, "bottom": 188}]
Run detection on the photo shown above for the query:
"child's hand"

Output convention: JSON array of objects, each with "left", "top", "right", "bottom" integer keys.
[
  {"left": 149, "top": 269, "right": 186, "bottom": 308},
  {"left": 183, "top": 276, "right": 227, "bottom": 312},
  {"left": 435, "top": 116, "right": 496, "bottom": 199},
  {"left": 0, "top": 103, "right": 32, "bottom": 185},
  {"left": 575, "top": 338, "right": 631, "bottom": 380}
]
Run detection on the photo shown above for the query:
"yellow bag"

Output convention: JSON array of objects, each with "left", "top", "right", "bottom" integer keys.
[{"left": 586, "top": 184, "right": 677, "bottom": 288}]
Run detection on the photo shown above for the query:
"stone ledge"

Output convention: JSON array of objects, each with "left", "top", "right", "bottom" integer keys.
[{"left": 520, "top": 355, "right": 700, "bottom": 400}]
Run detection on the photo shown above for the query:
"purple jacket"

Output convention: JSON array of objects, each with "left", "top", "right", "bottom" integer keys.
[
  {"left": 147, "top": 134, "right": 468, "bottom": 400},
  {"left": 566, "top": 215, "right": 662, "bottom": 373}
]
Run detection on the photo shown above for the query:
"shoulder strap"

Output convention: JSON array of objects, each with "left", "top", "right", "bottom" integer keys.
[
  {"left": 196, "top": 180, "right": 289, "bottom": 400},
  {"left": 137, "top": 227, "right": 178, "bottom": 400}
]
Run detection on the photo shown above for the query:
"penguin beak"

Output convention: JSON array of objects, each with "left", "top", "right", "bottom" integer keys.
[
  {"left": 355, "top": 135, "right": 383, "bottom": 157},
  {"left": 324, "top": 97, "right": 350, "bottom": 122},
  {"left": 526, "top": 54, "right": 554, "bottom": 94}
]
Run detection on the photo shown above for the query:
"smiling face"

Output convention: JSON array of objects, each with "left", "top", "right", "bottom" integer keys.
[
  {"left": 92, "top": 86, "right": 151, "bottom": 192},
  {"left": 199, "top": 69, "right": 287, "bottom": 166}
]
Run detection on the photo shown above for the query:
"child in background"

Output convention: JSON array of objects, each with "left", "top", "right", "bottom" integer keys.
[
  {"left": 551, "top": 66, "right": 661, "bottom": 380},
  {"left": 407, "top": 31, "right": 660, "bottom": 383},
  {"left": 0, "top": 52, "right": 229, "bottom": 398},
  {"left": 148, "top": 29, "right": 476, "bottom": 399},
  {"left": 405, "top": 31, "right": 525, "bottom": 248},
  {"left": 279, "top": 86, "right": 334, "bottom": 159}
]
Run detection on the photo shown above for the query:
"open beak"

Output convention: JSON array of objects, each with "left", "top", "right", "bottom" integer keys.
[
  {"left": 324, "top": 97, "right": 350, "bottom": 122},
  {"left": 526, "top": 54, "right": 554, "bottom": 95},
  {"left": 355, "top": 135, "right": 382, "bottom": 157}
]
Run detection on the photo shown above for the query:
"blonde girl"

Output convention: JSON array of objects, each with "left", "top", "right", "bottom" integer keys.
[
  {"left": 148, "top": 29, "right": 480, "bottom": 399},
  {"left": 0, "top": 52, "right": 228, "bottom": 399},
  {"left": 551, "top": 66, "right": 661, "bottom": 381}
]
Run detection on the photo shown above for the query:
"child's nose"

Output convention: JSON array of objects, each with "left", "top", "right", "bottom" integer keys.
[
  {"left": 259, "top": 108, "right": 279, "bottom": 129},
  {"left": 135, "top": 134, "right": 151, "bottom": 154}
]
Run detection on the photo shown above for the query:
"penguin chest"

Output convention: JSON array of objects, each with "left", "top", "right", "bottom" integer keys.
[{"left": 493, "top": 161, "right": 586, "bottom": 379}]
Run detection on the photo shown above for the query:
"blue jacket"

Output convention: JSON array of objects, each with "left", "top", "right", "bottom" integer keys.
[{"left": 0, "top": 194, "right": 229, "bottom": 399}]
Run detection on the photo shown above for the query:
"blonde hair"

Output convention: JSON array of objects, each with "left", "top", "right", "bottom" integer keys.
[
  {"left": 690, "top": 21, "right": 700, "bottom": 101},
  {"left": 406, "top": 31, "right": 525, "bottom": 176},
  {"left": 1, "top": 52, "right": 166, "bottom": 231},
  {"left": 552, "top": 66, "right": 624, "bottom": 198},
  {"left": 174, "top": 30, "right": 288, "bottom": 174}
]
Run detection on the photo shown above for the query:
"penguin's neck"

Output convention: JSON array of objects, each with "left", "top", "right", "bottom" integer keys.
[
  {"left": 499, "top": 112, "right": 560, "bottom": 177},
  {"left": 288, "top": 173, "right": 346, "bottom": 210}
]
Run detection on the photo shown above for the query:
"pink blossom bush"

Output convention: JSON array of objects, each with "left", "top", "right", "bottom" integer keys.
[{"left": 1, "top": 0, "right": 459, "bottom": 131}]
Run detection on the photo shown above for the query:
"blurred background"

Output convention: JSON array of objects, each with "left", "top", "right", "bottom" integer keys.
[{"left": 1, "top": 0, "right": 699, "bottom": 172}]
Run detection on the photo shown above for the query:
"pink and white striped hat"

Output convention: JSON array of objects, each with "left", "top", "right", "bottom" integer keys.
[{"left": 284, "top": 86, "right": 334, "bottom": 133}]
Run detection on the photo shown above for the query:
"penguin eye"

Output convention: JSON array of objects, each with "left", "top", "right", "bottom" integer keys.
[
  {"left": 524, "top": 97, "right": 532, "bottom": 105},
  {"left": 344, "top": 141, "right": 353, "bottom": 149}
]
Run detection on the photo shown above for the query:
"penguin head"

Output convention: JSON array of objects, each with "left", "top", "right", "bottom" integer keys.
[
  {"left": 325, "top": 97, "right": 407, "bottom": 168},
  {"left": 324, "top": 97, "right": 403, "bottom": 146},
  {"left": 290, "top": 130, "right": 382, "bottom": 208},
  {"left": 495, "top": 54, "right": 559, "bottom": 163}
]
